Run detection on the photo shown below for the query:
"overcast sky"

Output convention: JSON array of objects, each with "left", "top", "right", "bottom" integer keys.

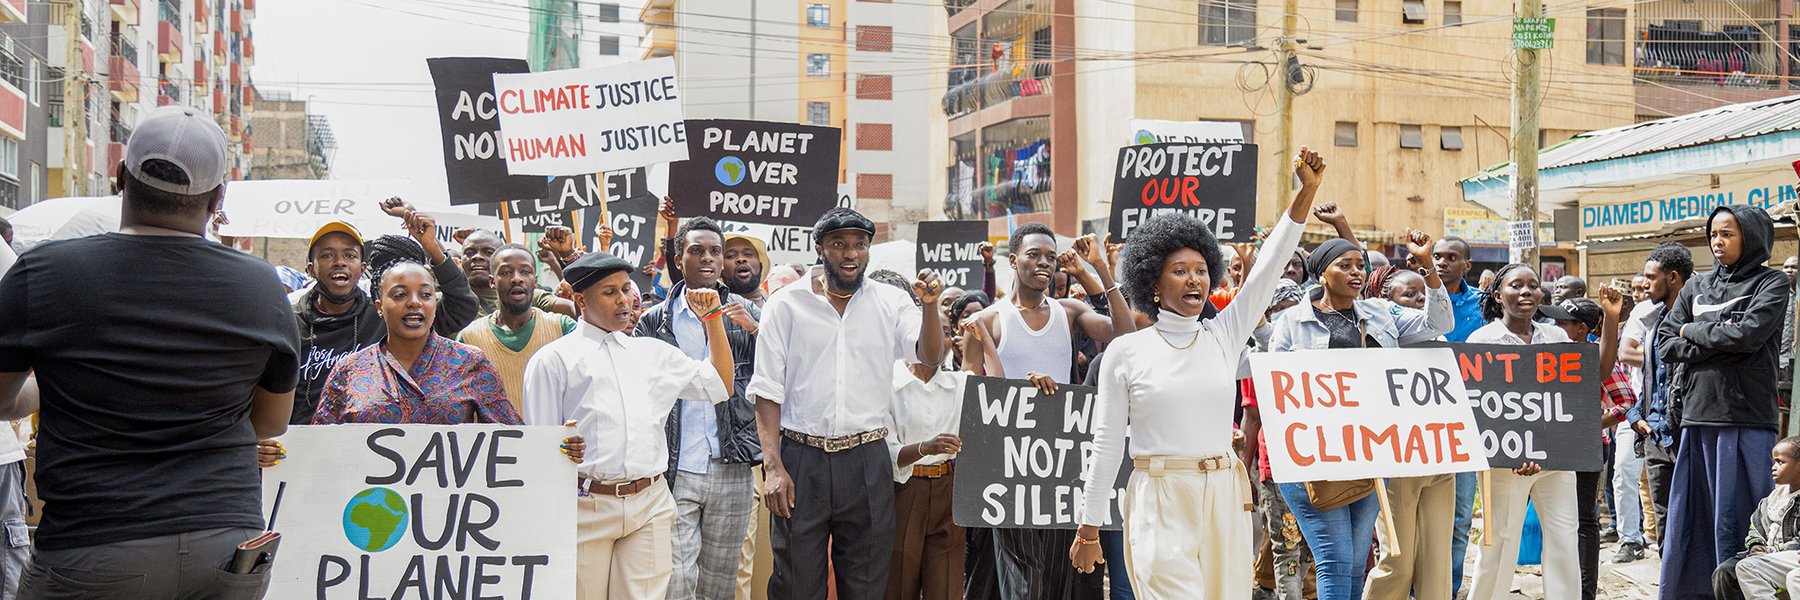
[{"left": 251, "top": 0, "right": 532, "bottom": 192}]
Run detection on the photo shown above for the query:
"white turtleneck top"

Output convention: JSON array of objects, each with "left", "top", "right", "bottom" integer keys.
[{"left": 1078, "top": 214, "right": 1305, "bottom": 527}]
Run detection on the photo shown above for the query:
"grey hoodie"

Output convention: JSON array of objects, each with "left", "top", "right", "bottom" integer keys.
[{"left": 1657, "top": 204, "right": 1792, "bottom": 430}]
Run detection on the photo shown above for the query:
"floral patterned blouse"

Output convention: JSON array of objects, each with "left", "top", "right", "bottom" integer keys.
[{"left": 311, "top": 334, "right": 522, "bottom": 425}]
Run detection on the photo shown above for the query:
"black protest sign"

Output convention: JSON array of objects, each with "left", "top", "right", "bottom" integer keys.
[
  {"left": 1431, "top": 342, "right": 1604, "bottom": 471},
  {"left": 669, "top": 119, "right": 841, "bottom": 227},
  {"left": 954, "top": 376, "right": 1130, "bottom": 531},
  {"left": 498, "top": 168, "right": 650, "bottom": 218},
  {"left": 916, "top": 221, "right": 987, "bottom": 289},
  {"left": 427, "top": 57, "right": 543, "bottom": 206},
  {"left": 1108, "top": 142, "right": 1257, "bottom": 243},
  {"left": 579, "top": 194, "right": 659, "bottom": 292}
]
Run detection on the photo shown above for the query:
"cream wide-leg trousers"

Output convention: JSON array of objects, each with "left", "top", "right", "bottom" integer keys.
[
  {"left": 1121, "top": 455, "right": 1255, "bottom": 600},
  {"left": 577, "top": 482, "right": 677, "bottom": 600}
]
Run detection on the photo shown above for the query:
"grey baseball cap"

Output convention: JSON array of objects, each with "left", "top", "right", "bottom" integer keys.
[{"left": 124, "top": 105, "right": 229, "bottom": 195}]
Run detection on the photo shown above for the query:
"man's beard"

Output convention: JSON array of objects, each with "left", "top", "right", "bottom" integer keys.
[
  {"left": 827, "top": 267, "right": 864, "bottom": 292},
  {"left": 500, "top": 296, "right": 531, "bottom": 316},
  {"left": 725, "top": 273, "right": 761, "bottom": 296}
]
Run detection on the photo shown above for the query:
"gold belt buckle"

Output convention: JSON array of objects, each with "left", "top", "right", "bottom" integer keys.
[{"left": 823, "top": 437, "right": 850, "bottom": 453}]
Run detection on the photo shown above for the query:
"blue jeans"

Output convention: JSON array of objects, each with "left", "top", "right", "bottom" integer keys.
[
  {"left": 1101, "top": 530, "right": 1133, "bottom": 599},
  {"left": 1278, "top": 483, "right": 1379, "bottom": 600},
  {"left": 1453, "top": 471, "right": 1477, "bottom": 595}
]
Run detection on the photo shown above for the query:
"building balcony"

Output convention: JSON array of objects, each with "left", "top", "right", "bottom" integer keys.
[
  {"left": 229, "top": 115, "right": 240, "bottom": 142},
  {"left": 157, "top": 19, "right": 180, "bottom": 63},
  {"left": 159, "top": 78, "right": 181, "bottom": 104},
  {"left": 108, "top": 141, "right": 125, "bottom": 168},
  {"left": 942, "top": 61, "right": 1054, "bottom": 121},
  {"left": 109, "top": 0, "right": 138, "bottom": 24},
  {"left": 108, "top": 52, "right": 141, "bottom": 102},
  {"left": 192, "top": 58, "right": 207, "bottom": 88},
  {"left": 230, "top": 8, "right": 240, "bottom": 33},
  {"left": 0, "top": 0, "right": 22, "bottom": 24},
  {"left": 213, "top": 87, "right": 224, "bottom": 113},
  {"left": 644, "top": 0, "right": 673, "bottom": 10},
  {"left": 241, "top": 37, "right": 252, "bottom": 66},
  {"left": 194, "top": 0, "right": 208, "bottom": 31},
  {"left": 0, "top": 78, "right": 24, "bottom": 141},
  {"left": 156, "top": 0, "right": 177, "bottom": 24},
  {"left": 646, "top": 25, "right": 675, "bottom": 55},
  {"left": 242, "top": 0, "right": 253, "bottom": 17}
]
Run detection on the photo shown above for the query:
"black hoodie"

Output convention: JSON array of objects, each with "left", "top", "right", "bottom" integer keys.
[
  {"left": 289, "top": 257, "right": 481, "bottom": 424},
  {"left": 1656, "top": 204, "right": 1792, "bottom": 430}
]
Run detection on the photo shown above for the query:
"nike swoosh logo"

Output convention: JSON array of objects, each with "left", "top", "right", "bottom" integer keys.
[{"left": 1694, "top": 296, "right": 1748, "bottom": 316}]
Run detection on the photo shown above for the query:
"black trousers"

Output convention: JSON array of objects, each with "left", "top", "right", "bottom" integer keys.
[
  {"left": 991, "top": 528, "right": 1103, "bottom": 600},
  {"left": 769, "top": 437, "right": 895, "bottom": 600},
  {"left": 1646, "top": 441, "right": 1678, "bottom": 545},
  {"left": 1576, "top": 469, "right": 1601, "bottom": 600},
  {"left": 19, "top": 526, "right": 267, "bottom": 600},
  {"left": 1712, "top": 555, "right": 1748, "bottom": 600}
]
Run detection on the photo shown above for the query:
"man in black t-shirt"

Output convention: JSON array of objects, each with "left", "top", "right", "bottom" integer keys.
[{"left": 0, "top": 105, "right": 298, "bottom": 599}]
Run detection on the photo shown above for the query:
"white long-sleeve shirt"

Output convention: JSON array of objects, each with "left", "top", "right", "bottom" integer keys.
[
  {"left": 1079, "top": 214, "right": 1304, "bottom": 527},
  {"left": 746, "top": 267, "right": 923, "bottom": 438},
  {"left": 521, "top": 320, "right": 728, "bottom": 482},
  {"left": 883, "top": 362, "right": 966, "bottom": 483}
]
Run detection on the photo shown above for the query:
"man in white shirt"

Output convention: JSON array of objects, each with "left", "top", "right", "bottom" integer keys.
[
  {"left": 522, "top": 252, "right": 736, "bottom": 600},
  {"left": 749, "top": 208, "right": 947, "bottom": 600}
]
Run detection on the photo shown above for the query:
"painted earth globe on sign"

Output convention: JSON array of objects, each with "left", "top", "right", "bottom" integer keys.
[
  {"left": 715, "top": 156, "right": 747, "bottom": 186},
  {"left": 341, "top": 487, "right": 409, "bottom": 552},
  {"left": 1134, "top": 130, "right": 1157, "bottom": 145}
]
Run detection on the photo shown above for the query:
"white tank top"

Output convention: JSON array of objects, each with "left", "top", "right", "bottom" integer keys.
[{"left": 996, "top": 298, "right": 1073, "bottom": 384}]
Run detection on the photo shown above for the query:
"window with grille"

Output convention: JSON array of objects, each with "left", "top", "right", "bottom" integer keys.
[
  {"left": 598, "top": 35, "right": 620, "bottom": 56},
  {"left": 808, "top": 4, "right": 831, "bottom": 28},
  {"left": 807, "top": 101, "right": 831, "bottom": 126},
  {"left": 856, "top": 26, "right": 894, "bottom": 52},
  {"left": 0, "top": 34, "right": 24, "bottom": 93},
  {"left": 1444, "top": 1, "right": 1462, "bottom": 25},
  {"left": 1200, "top": 0, "right": 1257, "bottom": 46},
  {"left": 856, "top": 123, "right": 893, "bottom": 151},
  {"left": 1399, "top": 124, "right": 1423, "bottom": 149},
  {"left": 807, "top": 54, "right": 831, "bottom": 77},
  {"left": 1402, "top": 0, "right": 1426, "bottom": 23},
  {"left": 0, "top": 137, "right": 20, "bottom": 180},
  {"left": 1586, "top": 8, "right": 1625, "bottom": 65},
  {"left": 1334, "top": 122, "right": 1358, "bottom": 147},
  {"left": 1336, "top": 0, "right": 1358, "bottom": 22},
  {"left": 596, "top": 3, "right": 620, "bottom": 23},
  {"left": 1441, "top": 126, "right": 1465, "bottom": 150}
]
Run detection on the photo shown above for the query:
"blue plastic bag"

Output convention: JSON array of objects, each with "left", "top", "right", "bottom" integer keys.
[{"left": 1518, "top": 500, "right": 1543, "bottom": 565}]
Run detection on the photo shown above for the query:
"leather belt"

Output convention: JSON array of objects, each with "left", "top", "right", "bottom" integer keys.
[
  {"left": 912, "top": 462, "right": 953, "bottom": 478},
  {"left": 783, "top": 428, "right": 888, "bottom": 453},
  {"left": 581, "top": 474, "right": 662, "bottom": 497}
]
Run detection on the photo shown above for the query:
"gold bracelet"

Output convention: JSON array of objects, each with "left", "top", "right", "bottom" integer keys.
[{"left": 1073, "top": 534, "right": 1100, "bottom": 546}]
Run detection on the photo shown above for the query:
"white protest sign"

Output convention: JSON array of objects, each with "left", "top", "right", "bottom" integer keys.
[
  {"left": 218, "top": 180, "right": 503, "bottom": 246},
  {"left": 261, "top": 424, "right": 577, "bottom": 600},
  {"left": 1249, "top": 348, "right": 1489, "bottom": 483},
  {"left": 1127, "top": 119, "right": 1247, "bottom": 146},
  {"left": 492, "top": 58, "right": 688, "bottom": 176}
]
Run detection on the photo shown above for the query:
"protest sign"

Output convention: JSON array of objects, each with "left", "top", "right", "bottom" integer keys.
[
  {"left": 915, "top": 221, "right": 987, "bottom": 289},
  {"left": 1109, "top": 142, "right": 1257, "bottom": 243},
  {"left": 579, "top": 194, "right": 659, "bottom": 292},
  {"left": 217, "top": 180, "right": 503, "bottom": 247},
  {"left": 496, "top": 168, "right": 650, "bottom": 218},
  {"left": 953, "top": 377, "right": 1129, "bottom": 531},
  {"left": 261, "top": 424, "right": 576, "bottom": 600},
  {"left": 1248, "top": 348, "right": 1490, "bottom": 483},
  {"left": 428, "top": 57, "right": 543, "bottom": 206},
  {"left": 669, "top": 119, "right": 841, "bottom": 227},
  {"left": 491, "top": 58, "right": 688, "bottom": 176},
  {"left": 1434, "top": 342, "right": 1604, "bottom": 471},
  {"left": 1126, "top": 119, "right": 1247, "bottom": 146},
  {"left": 518, "top": 210, "right": 572, "bottom": 234}
]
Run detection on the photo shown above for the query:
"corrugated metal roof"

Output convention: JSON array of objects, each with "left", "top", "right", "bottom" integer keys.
[{"left": 1465, "top": 93, "right": 1800, "bottom": 183}]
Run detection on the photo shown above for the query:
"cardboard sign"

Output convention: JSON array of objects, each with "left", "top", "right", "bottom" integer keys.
[
  {"left": 579, "top": 194, "right": 660, "bottom": 292},
  {"left": 497, "top": 168, "right": 650, "bottom": 218},
  {"left": 1249, "top": 348, "right": 1490, "bottom": 483},
  {"left": 915, "top": 221, "right": 987, "bottom": 289},
  {"left": 427, "top": 57, "right": 543, "bottom": 206},
  {"left": 953, "top": 377, "right": 1130, "bottom": 531},
  {"left": 1108, "top": 142, "right": 1257, "bottom": 243},
  {"left": 261, "top": 424, "right": 577, "bottom": 600},
  {"left": 1126, "top": 119, "right": 1246, "bottom": 146},
  {"left": 491, "top": 58, "right": 688, "bottom": 176},
  {"left": 1435, "top": 342, "right": 1604, "bottom": 471},
  {"left": 518, "top": 210, "right": 572, "bottom": 234},
  {"left": 669, "top": 119, "right": 842, "bottom": 227}
]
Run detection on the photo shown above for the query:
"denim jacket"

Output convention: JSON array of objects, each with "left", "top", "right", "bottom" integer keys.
[{"left": 1266, "top": 284, "right": 1455, "bottom": 351}]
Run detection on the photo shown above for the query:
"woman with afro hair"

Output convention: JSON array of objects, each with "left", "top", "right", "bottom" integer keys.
[{"left": 1069, "top": 148, "right": 1327, "bottom": 599}]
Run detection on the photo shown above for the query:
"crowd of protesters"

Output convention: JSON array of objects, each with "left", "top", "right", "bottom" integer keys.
[{"left": 0, "top": 110, "right": 1795, "bottom": 600}]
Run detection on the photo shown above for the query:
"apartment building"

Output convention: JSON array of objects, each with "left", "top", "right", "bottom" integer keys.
[{"left": 644, "top": 0, "right": 949, "bottom": 241}]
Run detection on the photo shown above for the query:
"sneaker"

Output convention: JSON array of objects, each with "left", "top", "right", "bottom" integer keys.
[
  {"left": 1613, "top": 541, "right": 1646, "bottom": 563},
  {"left": 1600, "top": 527, "right": 1620, "bottom": 544}
]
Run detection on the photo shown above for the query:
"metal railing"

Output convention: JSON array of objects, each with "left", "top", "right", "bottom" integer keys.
[
  {"left": 110, "top": 33, "right": 138, "bottom": 66},
  {"left": 941, "top": 61, "right": 1055, "bottom": 118}
]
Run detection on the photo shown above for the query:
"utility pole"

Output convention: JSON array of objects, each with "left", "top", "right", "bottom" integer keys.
[
  {"left": 61, "top": 0, "right": 86, "bottom": 196},
  {"left": 1272, "top": 0, "right": 1297, "bottom": 215},
  {"left": 1510, "top": 0, "right": 1544, "bottom": 266}
]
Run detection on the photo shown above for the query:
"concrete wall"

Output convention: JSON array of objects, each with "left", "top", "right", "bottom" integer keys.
[{"left": 847, "top": 0, "right": 949, "bottom": 242}]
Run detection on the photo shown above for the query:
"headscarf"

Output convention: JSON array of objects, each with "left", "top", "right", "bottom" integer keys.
[
  {"left": 1305, "top": 238, "right": 1361, "bottom": 279},
  {"left": 1270, "top": 277, "right": 1306, "bottom": 308}
]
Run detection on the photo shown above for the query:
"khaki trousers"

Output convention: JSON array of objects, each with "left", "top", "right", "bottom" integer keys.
[
  {"left": 1122, "top": 456, "right": 1254, "bottom": 600},
  {"left": 739, "top": 466, "right": 773, "bottom": 600},
  {"left": 1469, "top": 469, "right": 1580, "bottom": 600},
  {"left": 577, "top": 483, "right": 676, "bottom": 600},
  {"left": 1364, "top": 474, "right": 1458, "bottom": 600}
]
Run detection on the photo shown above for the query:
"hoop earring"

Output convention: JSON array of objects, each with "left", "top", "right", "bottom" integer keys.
[{"left": 1153, "top": 293, "right": 1161, "bottom": 303}]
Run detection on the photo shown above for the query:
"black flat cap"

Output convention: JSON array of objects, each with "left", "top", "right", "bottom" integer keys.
[
  {"left": 564, "top": 252, "right": 635, "bottom": 293},
  {"left": 812, "top": 207, "right": 876, "bottom": 244}
]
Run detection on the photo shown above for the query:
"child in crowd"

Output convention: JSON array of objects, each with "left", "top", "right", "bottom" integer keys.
[{"left": 1712, "top": 435, "right": 1800, "bottom": 600}]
